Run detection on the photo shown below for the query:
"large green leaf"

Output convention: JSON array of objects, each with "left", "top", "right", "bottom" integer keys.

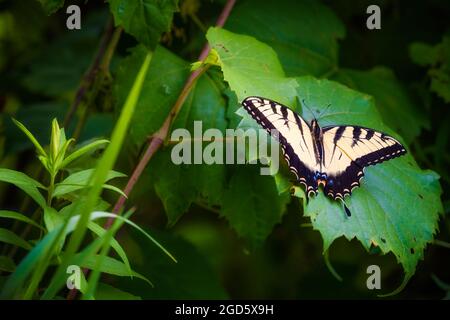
[
  {"left": 332, "top": 67, "right": 428, "bottom": 144},
  {"left": 206, "top": 27, "right": 295, "bottom": 105},
  {"left": 222, "top": 165, "right": 290, "bottom": 248},
  {"left": 206, "top": 27, "right": 443, "bottom": 289},
  {"left": 109, "top": 0, "right": 179, "bottom": 49},
  {"left": 226, "top": 0, "right": 345, "bottom": 77},
  {"left": 114, "top": 45, "right": 190, "bottom": 147}
]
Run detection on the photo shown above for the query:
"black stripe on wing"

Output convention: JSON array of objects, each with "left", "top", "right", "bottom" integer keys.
[
  {"left": 242, "top": 96, "right": 318, "bottom": 196},
  {"left": 323, "top": 125, "right": 407, "bottom": 200}
]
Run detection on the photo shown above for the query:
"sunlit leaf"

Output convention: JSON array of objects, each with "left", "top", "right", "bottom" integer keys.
[{"left": 226, "top": 0, "right": 345, "bottom": 76}]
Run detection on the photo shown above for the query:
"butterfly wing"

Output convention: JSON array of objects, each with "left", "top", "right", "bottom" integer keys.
[
  {"left": 242, "top": 96, "right": 320, "bottom": 195},
  {"left": 321, "top": 125, "right": 407, "bottom": 200}
]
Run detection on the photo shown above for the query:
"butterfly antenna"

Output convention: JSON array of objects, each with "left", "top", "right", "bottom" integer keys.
[
  {"left": 317, "top": 103, "right": 333, "bottom": 121},
  {"left": 297, "top": 97, "right": 317, "bottom": 119}
]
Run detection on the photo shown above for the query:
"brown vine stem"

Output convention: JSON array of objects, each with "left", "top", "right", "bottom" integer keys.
[
  {"left": 63, "top": 18, "right": 117, "bottom": 128},
  {"left": 104, "top": 0, "right": 237, "bottom": 228}
]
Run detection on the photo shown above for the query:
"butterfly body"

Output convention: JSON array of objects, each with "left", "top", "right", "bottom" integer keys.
[{"left": 242, "top": 96, "right": 407, "bottom": 201}]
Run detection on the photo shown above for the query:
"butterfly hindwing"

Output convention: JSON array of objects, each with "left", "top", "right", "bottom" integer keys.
[
  {"left": 322, "top": 125, "right": 407, "bottom": 200},
  {"left": 242, "top": 96, "right": 320, "bottom": 194}
]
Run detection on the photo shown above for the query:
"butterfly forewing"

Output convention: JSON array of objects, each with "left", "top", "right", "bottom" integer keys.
[
  {"left": 322, "top": 125, "right": 407, "bottom": 199},
  {"left": 242, "top": 96, "right": 320, "bottom": 194}
]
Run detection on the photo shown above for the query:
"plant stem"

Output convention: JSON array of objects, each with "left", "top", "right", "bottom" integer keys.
[
  {"left": 47, "top": 173, "right": 56, "bottom": 207},
  {"left": 63, "top": 18, "right": 117, "bottom": 128},
  {"left": 105, "top": 0, "right": 237, "bottom": 227}
]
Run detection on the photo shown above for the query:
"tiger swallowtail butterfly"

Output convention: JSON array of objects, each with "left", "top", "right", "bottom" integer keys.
[{"left": 242, "top": 96, "right": 407, "bottom": 212}]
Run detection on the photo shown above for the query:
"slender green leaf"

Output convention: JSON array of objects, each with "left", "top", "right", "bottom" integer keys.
[
  {"left": 94, "top": 283, "right": 141, "bottom": 300},
  {"left": 0, "top": 210, "right": 44, "bottom": 230},
  {"left": 0, "top": 228, "right": 32, "bottom": 250},
  {"left": 53, "top": 169, "right": 126, "bottom": 198},
  {"left": 77, "top": 254, "right": 151, "bottom": 286},
  {"left": 87, "top": 221, "right": 132, "bottom": 275},
  {"left": 60, "top": 139, "right": 109, "bottom": 169},
  {"left": 0, "top": 168, "right": 46, "bottom": 208},
  {"left": 12, "top": 118, "right": 47, "bottom": 157},
  {"left": 1, "top": 211, "right": 128, "bottom": 298}
]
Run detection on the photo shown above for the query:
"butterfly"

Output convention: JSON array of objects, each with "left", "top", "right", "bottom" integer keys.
[{"left": 242, "top": 96, "right": 407, "bottom": 214}]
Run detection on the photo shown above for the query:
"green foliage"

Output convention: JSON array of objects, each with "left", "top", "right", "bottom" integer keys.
[
  {"left": 226, "top": 0, "right": 345, "bottom": 77},
  {"left": 332, "top": 67, "right": 429, "bottom": 144},
  {"left": 114, "top": 45, "right": 190, "bottom": 147},
  {"left": 36, "top": 0, "right": 65, "bottom": 15},
  {"left": 115, "top": 45, "right": 227, "bottom": 226},
  {"left": 0, "top": 168, "right": 46, "bottom": 208},
  {"left": 109, "top": 0, "right": 179, "bottom": 49},
  {"left": 222, "top": 166, "right": 290, "bottom": 248},
  {"left": 116, "top": 229, "right": 228, "bottom": 299},
  {"left": 21, "top": 14, "right": 104, "bottom": 97},
  {"left": 0, "top": 228, "right": 33, "bottom": 250},
  {"left": 410, "top": 36, "right": 450, "bottom": 103},
  {"left": 0, "top": 115, "right": 172, "bottom": 299}
]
